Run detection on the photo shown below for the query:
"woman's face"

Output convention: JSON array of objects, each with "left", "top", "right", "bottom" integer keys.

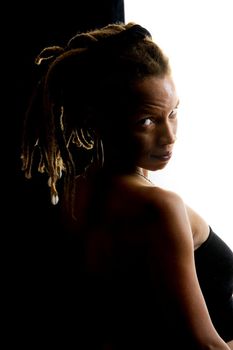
[{"left": 127, "top": 75, "right": 179, "bottom": 171}]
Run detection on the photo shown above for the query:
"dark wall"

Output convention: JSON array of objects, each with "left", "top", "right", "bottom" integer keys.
[{"left": 5, "top": 2, "right": 125, "bottom": 344}]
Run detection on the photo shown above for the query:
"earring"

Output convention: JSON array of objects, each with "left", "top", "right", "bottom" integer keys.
[{"left": 48, "top": 176, "right": 59, "bottom": 205}]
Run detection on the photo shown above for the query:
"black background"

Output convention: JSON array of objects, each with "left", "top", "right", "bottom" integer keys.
[
  {"left": 4, "top": 1, "right": 125, "bottom": 345},
  {"left": 6, "top": 0, "right": 125, "bottom": 238}
]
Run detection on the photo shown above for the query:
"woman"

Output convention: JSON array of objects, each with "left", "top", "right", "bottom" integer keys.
[{"left": 21, "top": 22, "right": 233, "bottom": 349}]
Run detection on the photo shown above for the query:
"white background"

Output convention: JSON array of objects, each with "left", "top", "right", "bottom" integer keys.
[{"left": 125, "top": 0, "right": 233, "bottom": 249}]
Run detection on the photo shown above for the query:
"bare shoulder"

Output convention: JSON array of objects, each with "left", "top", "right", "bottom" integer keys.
[
  {"left": 108, "top": 177, "right": 194, "bottom": 248},
  {"left": 142, "top": 186, "right": 209, "bottom": 249},
  {"left": 135, "top": 185, "right": 195, "bottom": 254},
  {"left": 148, "top": 185, "right": 185, "bottom": 210},
  {"left": 108, "top": 176, "right": 185, "bottom": 216},
  {"left": 113, "top": 177, "right": 189, "bottom": 228},
  {"left": 144, "top": 185, "right": 189, "bottom": 224}
]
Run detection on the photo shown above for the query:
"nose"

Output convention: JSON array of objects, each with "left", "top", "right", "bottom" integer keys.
[{"left": 158, "top": 122, "right": 177, "bottom": 146}]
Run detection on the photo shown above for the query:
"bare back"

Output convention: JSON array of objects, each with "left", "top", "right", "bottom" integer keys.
[{"left": 60, "top": 174, "right": 226, "bottom": 349}]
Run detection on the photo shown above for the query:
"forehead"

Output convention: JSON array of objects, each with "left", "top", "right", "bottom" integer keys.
[{"left": 130, "top": 75, "right": 178, "bottom": 108}]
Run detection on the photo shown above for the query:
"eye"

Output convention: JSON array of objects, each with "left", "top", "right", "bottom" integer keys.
[{"left": 138, "top": 117, "right": 154, "bottom": 127}]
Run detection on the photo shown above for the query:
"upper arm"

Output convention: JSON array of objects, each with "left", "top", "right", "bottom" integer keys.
[{"left": 148, "top": 190, "right": 226, "bottom": 347}]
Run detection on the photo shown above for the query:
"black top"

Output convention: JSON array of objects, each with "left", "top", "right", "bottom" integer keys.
[{"left": 195, "top": 227, "right": 233, "bottom": 341}]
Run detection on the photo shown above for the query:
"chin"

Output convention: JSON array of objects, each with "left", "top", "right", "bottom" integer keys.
[
  {"left": 149, "top": 163, "right": 169, "bottom": 172},
  {"left": 138, "top": 158, "right": 170, "bottom": 172}
]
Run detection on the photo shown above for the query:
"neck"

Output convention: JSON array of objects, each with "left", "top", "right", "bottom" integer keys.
[
  {"left": 136, "top": 168, "right": 148, "bottom": 177},
  {"left": 135, "top": 169, "right": 153, "bottom": 185}
]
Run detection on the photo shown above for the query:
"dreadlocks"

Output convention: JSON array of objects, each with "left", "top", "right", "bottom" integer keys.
[{"left": 21, "top": 22, "right": 170, "bottom": 210}]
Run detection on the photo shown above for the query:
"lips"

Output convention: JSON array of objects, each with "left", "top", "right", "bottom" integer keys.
[{"left": 151, "top": 152, "right": 172, "bottom": 160}]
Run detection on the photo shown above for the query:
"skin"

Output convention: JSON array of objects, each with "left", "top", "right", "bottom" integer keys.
[{"left": 72, "top": 75, "right": 232, "bottom": 349}]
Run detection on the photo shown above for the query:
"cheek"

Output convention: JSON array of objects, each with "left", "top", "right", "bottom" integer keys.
[
  {"left": 173, "top": 119, "right": 178, "bottom": 133},
  {"left": 102, "top": 124, "right": 154, "bottom": 161},
  {"left": 130, "top": 133, "right": 153, "bottom": 156},
  {"left": 102, "top": 127, "right": 138, "bottom": 157},
  {"left": 115, "top": 132, "right": 146, "bottom": 160}
]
